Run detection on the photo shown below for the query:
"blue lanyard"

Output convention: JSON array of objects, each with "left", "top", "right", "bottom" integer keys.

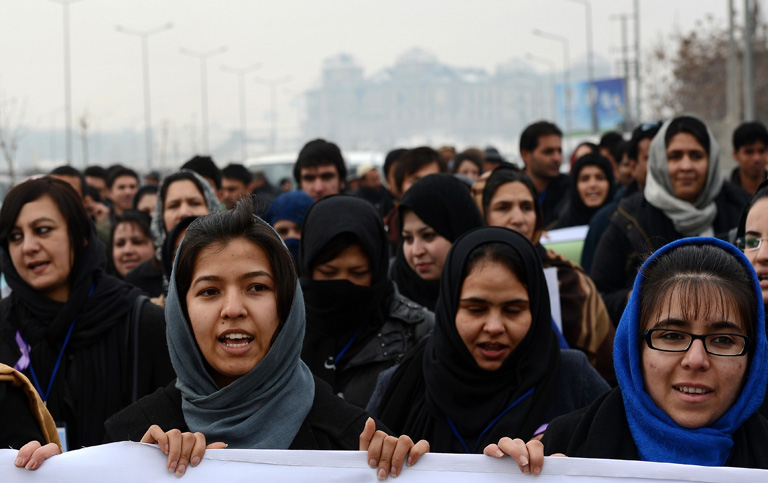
[
  {"left": 446, "top": 386, "right": 536, "bottom": 454},
  {"left": 22, "top": 283, "right": 94, "bottom": 403},
  {"left": 323, "top": 329, "right": 360, "bottom": 370}
]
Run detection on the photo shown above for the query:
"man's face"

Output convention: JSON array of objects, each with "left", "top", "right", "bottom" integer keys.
[
  {"left": 300, "top": 164, "right": 341, "bottom": 201},
  {"left": 633, "top": 138, "right": 652, "bottom": 189},
  {"left": 733, "top": 140, "right": 768, "bottom": 179},
  {"left": 85, "top": 175, "right": 108, "bottom": 200},
  {"left": 108, "top": 175, "right": 139, "bottom": 213},
  {"left": 401, "top": 162, "right": 441, "bottom": 195},
  {"left": 220, "top": 177, "right": 250, "bottom": 210},
  {"left": 523, "top": 134, "right": 562, "bottom": 180},
  {"left": 361, "top": 169, "right": 382, "bottom": 190}
]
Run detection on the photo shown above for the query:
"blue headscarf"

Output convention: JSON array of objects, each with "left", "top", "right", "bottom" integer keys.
[
  {"left": 263, "top": 191, "right": 314, "bottom": 228},
  {"left": 615, "top": 237, "right": 768, "bottom": 465}
]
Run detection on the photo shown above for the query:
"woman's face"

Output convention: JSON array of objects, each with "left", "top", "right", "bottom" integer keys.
[
  {"left": 163, "top": 180, "right": 209, "bottom": 232},
  {"left": 641, "top": 288, "right": 748, "bottom": 429},
  {"left": 456, "top": 160, "right": 480, "bottom": 181},
  {"left": 666, "top": 132, "right": 709, "bottom": 204},
  {"left": 401, "top": 210, "right": 452, "bottom": 281},
  {"left": 743, "top": 197, "right": 768, "bottom": 304},
  {"left": 273, "top": 220, "right": 301, "bottom": 240},
  {"left": 311, "top": 243, "right": 372, "bottom": 287},
  {"left": 186, "top": 238, "right": 280, "bottom": 388},
  {"left": 576, "top": 165, "right": 610, "bottom": 208},
  {"left": 112, "top": 222, "right": 154, "bottom": 277},
  {"left": 455, "top": 259, "right": 531, "bottom": 371},
  {"left": 136, "top": 193, "right": 158, "bottom": 217},
  {"left": 486, "top": 182, "right": 538, "bottom": 242},
  {"left": 7, "top": 195, "right": 73, "bottom": 302}
]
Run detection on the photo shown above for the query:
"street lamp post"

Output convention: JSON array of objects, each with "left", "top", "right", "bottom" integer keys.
[
  {"left": 48, "top": 0, "right": 83, "bottom": 165},
  {"left": 221, "top": 63, "right": 262, "bottom": 161},
  {"left": 254, "top": 75, "right": 291, "bottom": 153},
  {"left": 566, "top": 0, "right": 598, "bottom": 134},
  {"left": 180, "top": 46, "right": 227, "bottom": 153},
  {"left": 533, "top": 29, "right": 571, "bottom": 135},
  {"left": 116, "top": 22, "right": 173, "bottom": 170},
  {"left": 526, "top": 53, "right": 557, "bottom": 120}
]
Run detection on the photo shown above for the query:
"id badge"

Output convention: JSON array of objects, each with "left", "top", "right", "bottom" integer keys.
[{"left": 56, "top": 423, "right": 68, "bottom": 452}]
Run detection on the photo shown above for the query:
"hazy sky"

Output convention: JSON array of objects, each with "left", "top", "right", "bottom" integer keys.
[{"left": 0, "top": 0, "right": 740, "bottom": 166}]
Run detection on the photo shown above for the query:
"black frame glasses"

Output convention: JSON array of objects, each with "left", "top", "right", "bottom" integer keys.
[{"left": 643, "top": 329, "right": 751, "bottom": 357}]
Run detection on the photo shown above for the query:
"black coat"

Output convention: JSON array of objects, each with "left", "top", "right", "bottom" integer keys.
[
  {"left": 591, "top": 182, "right": 750, "bottom": 324},
  {"left": 0, "top": 381, "right": 46, "bottom": 449},
  {"left": 542, "top": 387, "right": 768, "bottom": 468},
  {"left": 104, "top": 375, "right": 379, "bottom": 450}
]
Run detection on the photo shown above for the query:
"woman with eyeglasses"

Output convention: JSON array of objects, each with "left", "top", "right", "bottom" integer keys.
[
  {"left": 590, "top": 116, "right": 751, "bottom": 325},
  {"left": 485, "top": 237, "right": 768, "bottom": 471}
]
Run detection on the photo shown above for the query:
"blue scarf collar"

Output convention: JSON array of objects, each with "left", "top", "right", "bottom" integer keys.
[
  {"left": 615, "top": 237, "right": 768, "bottom": 465},
  {"left": 165, "top": 239, "right": 315, "bottom": 449}
]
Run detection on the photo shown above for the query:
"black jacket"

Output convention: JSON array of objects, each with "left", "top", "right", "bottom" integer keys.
[
  {"left": 591, "top": 182, "right": 750, "bottom": 324},
  {"left": 104, "top": 375, "right": 378, "bottom": 450},
  {"left": 540, "top": 174, "right": 570, "bottom": 229},
  {"left": 542, "top": 387, "right": 768, "bottom": 468}
]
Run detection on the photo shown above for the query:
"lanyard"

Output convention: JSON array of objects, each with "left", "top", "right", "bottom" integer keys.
[
  {"left": 323, "top": 329, "right": 360, "bottom": 370},
  {"left": 446, "top": 386, "right": 536, "bottom": 454},
  {"left": 20, "top": 283, "right": 95, "bottom": 404}
]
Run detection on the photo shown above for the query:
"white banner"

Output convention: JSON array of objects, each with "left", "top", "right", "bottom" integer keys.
[{"left": 1, "top": 442, "right": 767, "bottom": 482}]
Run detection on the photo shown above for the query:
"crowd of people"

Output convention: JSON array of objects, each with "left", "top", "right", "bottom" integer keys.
[{"left": 2, "top": 115, "right": 768, "bottom": 477}]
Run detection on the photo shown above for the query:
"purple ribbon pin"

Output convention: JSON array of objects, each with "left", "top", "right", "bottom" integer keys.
[{"left": 13, "top": 331, "right": 30, "bottom": 371}]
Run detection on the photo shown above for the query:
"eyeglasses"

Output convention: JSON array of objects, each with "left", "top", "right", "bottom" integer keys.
[
  {"left": 643, "top": 329, "right": 750, "bottom": 357},
  {"left": 735, "top": 235, "right": 768, "bottom": 252}
]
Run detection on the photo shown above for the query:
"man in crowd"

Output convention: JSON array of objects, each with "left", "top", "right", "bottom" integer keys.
[
  {"left": 181, "top": 155, "right": 222, "bottom": 200},
  {"left": 731, "top": 121, "right": 768, "bottom": 195},
  {"left": 520, "top": 121, "right": 569, "bottom": 227},
  {"left": 293, "top": 139, "right": 346, "bottom": 201},
  {"left": 84, "top": 165, "right": 109, "bottom": 201},
  {"left": 107, "top": 167, "right": 140, "bottom": 218},
  {"left": 220, "top": 163, "right": 253, "bottom": 209}
]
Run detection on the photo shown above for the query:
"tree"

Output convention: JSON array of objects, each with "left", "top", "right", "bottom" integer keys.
[{"left": 0, "top": 91, "right": 26, "bottom": 185}]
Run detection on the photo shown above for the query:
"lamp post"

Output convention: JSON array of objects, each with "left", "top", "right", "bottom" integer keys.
[
  {"left": 180, "top": 46, "right": 227, "bottom": 153},
  {"left": 116, "top": 22, "right": 173, "bottom": 170},
  {"left": 221, "top": 63, "right": 261, "bottom": 161},
  {"left": 533, "top": 29, "right": 571, "bottom": 135},
  {"left": 565, "top": 0, "right": 598, "bottom": 134},
  {"left": 254, "top": 75, "right": 291, "bottom": 153},
  {"left": 48, "top": 0, "right": 83, "bottom": 165},
  {"left": 526, "top": 54, "right": 557, "bottom": 120}
]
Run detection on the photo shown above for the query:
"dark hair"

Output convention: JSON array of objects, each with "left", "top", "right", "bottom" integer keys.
[
  {"left": 569, "top": 142, "right": 599, "bottom": 164},
  {"left": 611, "top": 140, "right": 630, "bottom": 166},
  {"left": 50, "top": 165, "right": 85, "bottom": 197},
  {"left": 0, "top": 177, "right": 92, "bottom": 270},
  {"left": 182, "top": 155, "right": 222, "bottom": 190},
  {"left": 107, "top": 167, "right": 139, "bottom": 189},
  {"left": 664, "top": 116, "right": 710, "bottom": 154},
  {"left": 639, "top": 244, "right": 757, "bottom": 341},
  {"left": 110, "top": 210, "right": 153, "bottom": 267},
  {"left": 160, "top": 171, "right": 207, "bottom": 211},
  {"left": 732, "top": 121, "right": 768, "bottom": 152},
  {"left": 133, "top": 185, "right": 158, "bottom": 211},
  {"left": 84, "top": 184, "right": 101, "bottom": 202},
  {"left": 308, "top": 232, "right": 366, "bottom": 272},
  {"left": 175, "top": 199, "right": 297, "bottom": 324},
  {"left": 628, "top": 121, "right": 662, "bottom": 161},
  {"left": 599, "top": 131, "right": 624, "bottom": 150},
  {"left": 452, "top": 152, "right": 483, "bottom": 175},
  {"left": 463, "top": 242, "right": 527, "bottom": 288},
  {"left": 393, "top": 147, "right": 447, "bottom": 193},
  {"left": 84, "top": 165, "right": 108, "bottom": 180},
  {"left": 736, "top": 180, "right": 768, "bottom": 239},
  {"left": 384, "top": 148, "right": 408, "bottom": 179},
  {"left": 293, "top": 139, "right": 347, "bottom": 187},
  {"left": 222, "top": 163, "right": 252, "bottom": 186},
  {"left": 519, "top": 121, "right": 563, "bottom": 153},
  {"left": 481, "top": 167, "right": 542, "bottom": 231}
]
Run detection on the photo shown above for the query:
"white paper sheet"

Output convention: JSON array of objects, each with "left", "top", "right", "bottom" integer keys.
[
  {"left": 543, "top": 266, "right": 562, "bottom": 332},
  {"left": 1, "top": 442, "right": 766, "bottom": 482}
]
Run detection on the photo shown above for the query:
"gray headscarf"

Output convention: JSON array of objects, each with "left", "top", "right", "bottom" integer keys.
[
  {"left": 150, "top": 169, "right": 221, "bottom": 261},
  {"left": 164, "top": 218, "right": 315, "bottom": 449},
  {"left": 644, "top": 115, "right": 724, "bottom": 236}
]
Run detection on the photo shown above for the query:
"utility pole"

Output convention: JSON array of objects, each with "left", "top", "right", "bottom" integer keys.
[
  {"left": 634, "top": 0, "right": 641, "bottom": 121},
  {"left": 744, "top": 0, "right": 755, "bottom": 121},
  {"left": 611, "top": 14, "right": 633, "bottom": 129},
  {"left": 566, "top": 0, "right": 597, "bottom": 133},
  {"left": 254, "top": 75, "right": 291, "bottom": 153},
  {"left": 180, "top": 46, "right": 227, "bottom": 153},
  {"left": 727, "top": 0, "right": 739, "bottom": 122},
  {"left": 221, "top": 63, "right": 261, "bottom": 162},
  {"left": 116, "top": 22, "right": 173, "bottom": 170},
  {"left": 48, "top": 0, "right": 83, "bottom": 165}
]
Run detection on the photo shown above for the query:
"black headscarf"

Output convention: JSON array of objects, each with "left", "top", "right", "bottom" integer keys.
[
  {"left": 391, "top": 174, "right": 484, "bottom": 310},
  {"left": 378, "top": 226, "right": 561, "bottom": 453},
  {"left": 556, "top": 153, "right": 616, "bottom": 228},
  {"left": 298, "top": 195, "right": 394, "bottom": 389},
  {"left": 1, "top": 225, "right": 143, "bottom": 447}
]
